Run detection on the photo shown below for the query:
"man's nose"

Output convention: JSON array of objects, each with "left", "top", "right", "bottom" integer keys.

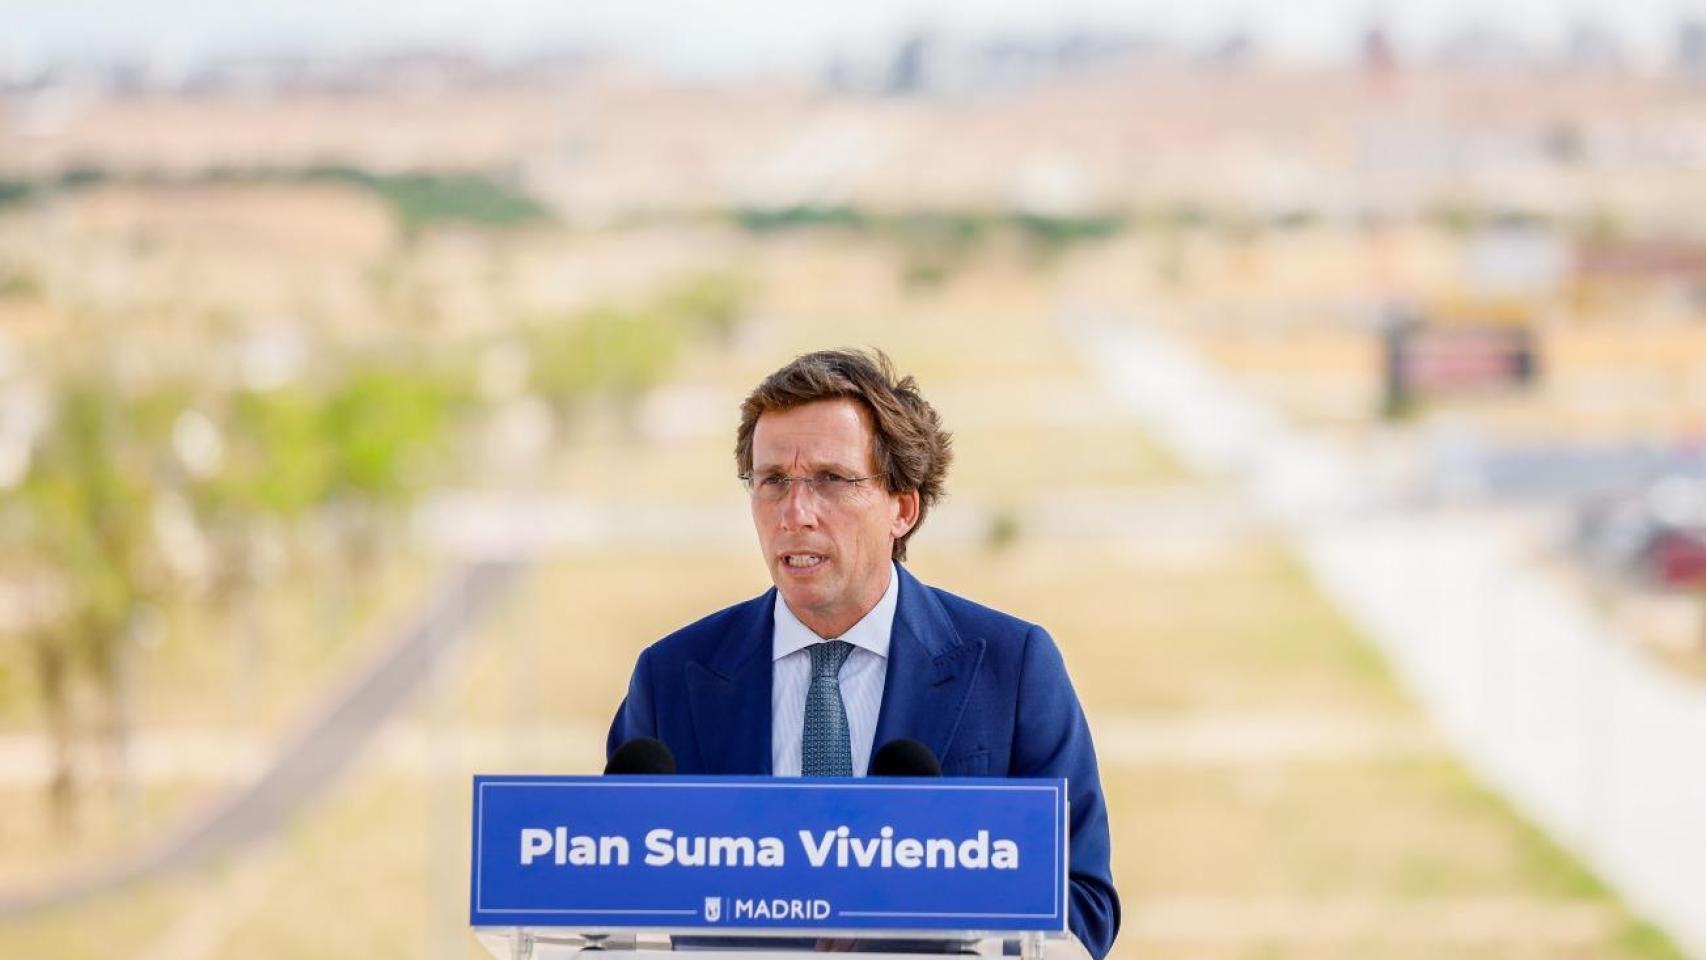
[{"left": 779, "top": 481, "right": 818, "bottom": 528}]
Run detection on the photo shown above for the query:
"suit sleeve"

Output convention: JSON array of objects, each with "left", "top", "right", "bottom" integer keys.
[
  {"left": 606, "top": 646, "right": 658, "bottom": 761},
  {"left": 1013, "top": 625, "right": 1120, "bottom": 960}
]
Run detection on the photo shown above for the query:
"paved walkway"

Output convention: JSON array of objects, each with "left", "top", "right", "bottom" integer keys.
[{"left": 0, "top": 559, "right": 522, "bottom": 917}]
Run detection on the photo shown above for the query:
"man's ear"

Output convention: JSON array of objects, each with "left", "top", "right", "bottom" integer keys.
[{"left": 891, "top": 490, "right": 921, "bottom": 539}]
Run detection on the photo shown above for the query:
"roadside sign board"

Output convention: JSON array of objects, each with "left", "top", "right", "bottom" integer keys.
[{"left": 470, "top": 775, "right": 1068, "bottom": 933}]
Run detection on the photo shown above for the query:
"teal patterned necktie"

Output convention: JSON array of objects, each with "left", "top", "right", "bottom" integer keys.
[{"left": 802, "top": 640, "right": 854, "bottom": 777}]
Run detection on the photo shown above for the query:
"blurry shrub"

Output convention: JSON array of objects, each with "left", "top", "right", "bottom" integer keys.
[
  {"left": 733, "top": 205, "right": 870, "bottom": 232},
  {"left": 1615, "top": 920, "right": 1689, "bottom": 960},
  {"left": 55, "top": 166, "right": 110, "bottom": 191},
  {"left": 322, "top": 366, "right": 464, "bottom": 502},
  {"left": 527, "top": 272, "right": 748, "bottom": 424},
  {"left": 730, "top": 205, "right": 1123, "bottom": 276},
  {"left": 180, "top": 364, "right": 469, "bottom": 527},
  {"left": 218, "top": 388, "right": 335, "bottom": 519},
  {"left": 314, "top": 361, "right": 473, "bottom": 571},
  {"left": 900, "top": 258, "right": 951, "bottom": 289},
  {"left": 893, "top": 211, "right": 989, "bottom": 247},
  {"left": 1423, "top": 204, "right": 1551, "bottom": 234},
  {"left": 1161, "top": 203, "right": 1209, "bottom": 230},
  {"left": 892, "top": 212, "right": 989, "bottom": 289},
  {"left": 528, "top": 306, "right": 681, "bottom": 427},
  {"left": 1426, "top": 204, "right": 1479, "bottom": 234},
  {"left": 1012, "top": 211, "right": 1123, "bottom": 251},
  {"left": 299, "top": 166, "right": 551, "bottom": 233},
  {"left": 0, "top": 179, "right": 33, "bottom": 211},
  {"left": 1271, "top": 209, "right": 1320, "bottom": 230},
  {"left": 1489, "top": 209, "right": 1553, "bottom": 230},
  {"left": 659, "top": 273, "right": 747, "bottom": 342},
  {"left": 0, "top": 264, "right": 43, "bottom": 299},
  {"left": 0, "top": 165, "right": 551, "bottom": 235},
  {"left": 1156, "top": 238, "right": 1185, "bottom": 287},
  {"left": 985, "top": 506, "right": 1023, "bottom": 553}
]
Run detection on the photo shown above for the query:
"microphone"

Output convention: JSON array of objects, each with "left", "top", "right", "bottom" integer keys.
[
  {"left": 605, "top": 737, "right": 676, "bottom": 775},
  {"left": 869, "top": 738, "right": 942, "bottom": 777}
]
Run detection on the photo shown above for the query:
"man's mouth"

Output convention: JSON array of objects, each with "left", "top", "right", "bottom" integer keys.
[{"left": 783, "top": 554, "right": 826, "bottom": 569}]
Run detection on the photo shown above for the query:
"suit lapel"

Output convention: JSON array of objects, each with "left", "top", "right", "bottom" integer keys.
[
  {"left": 684, "top": 591, "right": 774, "bottom": 774},
  {"left": 873, "top": 566, "right": 985, "bottom": 766}
]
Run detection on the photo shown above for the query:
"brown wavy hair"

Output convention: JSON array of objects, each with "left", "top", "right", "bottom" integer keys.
[{"left": 735, "top": 349, "right": 952, "bottom": 561}]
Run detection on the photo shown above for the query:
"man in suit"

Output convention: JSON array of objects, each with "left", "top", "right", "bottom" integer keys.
[{"left": 607, "top": 350, "right": 1119, "bottom": 959}]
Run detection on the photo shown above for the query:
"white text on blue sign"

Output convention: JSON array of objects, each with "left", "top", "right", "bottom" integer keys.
[{"left": 518, "top": 825, "right": 1021, "bottom": 869}]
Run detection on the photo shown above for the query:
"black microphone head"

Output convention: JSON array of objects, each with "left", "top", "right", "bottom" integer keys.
[
  {"left": 605, "top": 737, "right": 676, "bottom": 775},
  {"left": 869, "top": 738, "right": 942, "bottom": 777}
]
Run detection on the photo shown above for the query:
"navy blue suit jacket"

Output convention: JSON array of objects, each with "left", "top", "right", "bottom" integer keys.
[{"left": 606, "top": 564, "right": 1120, "bottom": 959}]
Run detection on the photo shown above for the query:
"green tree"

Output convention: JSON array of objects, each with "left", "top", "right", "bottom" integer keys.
[
  {"left": 13, "top": 379, "right": 172, "bottom": 825},
  {"left": 527, "top": 306, "right": 681, "bottom": 434},
  {"left": 318, "top": 362, "right": 468, "bottom": 569}
]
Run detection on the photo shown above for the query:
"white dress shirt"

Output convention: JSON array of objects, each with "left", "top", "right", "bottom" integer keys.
[{"left": 770, "top": 562, "right": 898, "bottom": 777}]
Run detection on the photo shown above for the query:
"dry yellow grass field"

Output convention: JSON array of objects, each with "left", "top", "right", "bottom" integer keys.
[{"left": 0, "top": 215, "right": 1688, "bottom": 958}]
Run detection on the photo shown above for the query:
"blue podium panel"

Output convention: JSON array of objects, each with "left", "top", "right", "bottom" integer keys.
[{"left": 470, "top": 775, "right": 1067, "bottom": 933}]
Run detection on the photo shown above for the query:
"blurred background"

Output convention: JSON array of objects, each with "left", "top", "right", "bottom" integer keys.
[{"left": 3, "top": 1, "right": 1706, "bottom": 957}]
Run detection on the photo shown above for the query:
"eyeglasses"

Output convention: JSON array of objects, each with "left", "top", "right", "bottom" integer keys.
[{"left": 739, "top": 471, "right": 881, "bottom": 504}]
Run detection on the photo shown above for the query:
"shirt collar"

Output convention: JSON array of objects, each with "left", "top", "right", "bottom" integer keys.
[{"left": 773, "top": 562, "right": 899, "bottom": 661}]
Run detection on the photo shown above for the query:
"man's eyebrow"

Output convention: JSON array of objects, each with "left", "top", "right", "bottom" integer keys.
[{"left": 750, "top": 460, "right": 863, "bottom": 475}]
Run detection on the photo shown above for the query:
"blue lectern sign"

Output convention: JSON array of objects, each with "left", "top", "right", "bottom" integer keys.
[{"left": 470, "top": 775, "right": 1068, "bottom": 932}]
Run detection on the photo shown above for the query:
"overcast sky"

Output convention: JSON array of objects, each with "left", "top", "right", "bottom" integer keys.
[{"left": 5, "top": 0, "right": 1705, "bottom": 76}]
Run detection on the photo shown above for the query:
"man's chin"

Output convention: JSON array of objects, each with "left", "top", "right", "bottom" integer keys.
[
  {"left": 776, "top": 581, "right": 822, "bottom": 604},
  {"left": 775, "top": 581, "right": 835, "bottom": 618}
]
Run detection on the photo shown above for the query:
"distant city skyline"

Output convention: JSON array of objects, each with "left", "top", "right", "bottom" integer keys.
[{"left": 6, "top": 0, "right": 1706, "bottom": 78}]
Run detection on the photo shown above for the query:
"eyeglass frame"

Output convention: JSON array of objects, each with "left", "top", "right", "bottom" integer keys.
[{"left": 738, "top": 471, "right": 885, "bottom": 503}]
